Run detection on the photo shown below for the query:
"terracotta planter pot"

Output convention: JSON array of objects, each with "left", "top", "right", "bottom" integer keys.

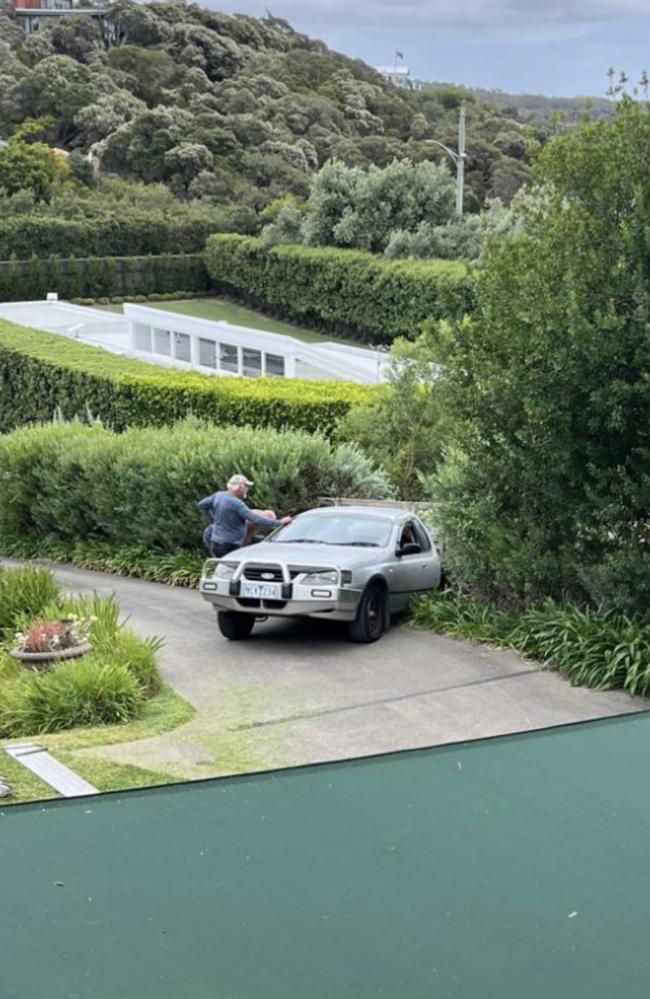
[{"left": 10, "top": 641, "right": 92, "bottom": 672}]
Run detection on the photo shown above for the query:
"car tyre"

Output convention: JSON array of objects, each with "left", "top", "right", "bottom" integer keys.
[
  {"left": 348, "top": 583, "right": 386, "bottom": 644},
  {"left": 217, "top": 611, "right": 255, "bottom": 640}
]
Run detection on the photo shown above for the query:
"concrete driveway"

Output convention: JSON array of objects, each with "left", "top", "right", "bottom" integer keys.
[{"left": 6, "top": 561, "right": 646, "bottom": 779}]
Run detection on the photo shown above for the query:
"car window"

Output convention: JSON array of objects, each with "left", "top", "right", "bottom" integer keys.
[
  {"left": 399, "top": 523, "right": 417, "bottom": 548},
  {"left": 412, "top": 519, "right": 432, "bottom": 552},
  {"left": 268, "top": 513, "right": 393, "bottom": 547}
]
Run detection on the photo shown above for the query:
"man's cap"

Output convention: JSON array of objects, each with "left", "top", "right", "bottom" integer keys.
[{"left": 227, "top": 474, "right": 254, "bottom": 488}]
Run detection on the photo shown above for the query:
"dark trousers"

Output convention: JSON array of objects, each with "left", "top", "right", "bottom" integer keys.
[{"left": 211, "top": 541, "right": 240, "bottom": 558}]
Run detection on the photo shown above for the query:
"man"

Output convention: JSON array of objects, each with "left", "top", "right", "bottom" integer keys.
[{"left": 198, "top": 474, "right": 291, "bottom": 558}]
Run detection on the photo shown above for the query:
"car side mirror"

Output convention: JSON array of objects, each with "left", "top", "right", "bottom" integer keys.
[{"left": 397, "top": 542, "right": 421, "bottom": 557}]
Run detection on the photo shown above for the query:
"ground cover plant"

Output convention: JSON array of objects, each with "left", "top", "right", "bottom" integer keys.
[
  {"left": 0, "top": 563, "right": 164, "bottom": 736},
  {"left": 411, "top": 592, "right": 650, "bottom": 697},
  {"left": 0, "top": 419, "right": 392, "bottom": 574},
  {"left": 0, "top": 320, "right": 374, "bottom": 436}
]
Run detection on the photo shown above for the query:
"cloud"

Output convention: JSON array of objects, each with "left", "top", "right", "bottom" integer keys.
[{"left": 215, "top": 0, "right": 648, "bottom": 38}]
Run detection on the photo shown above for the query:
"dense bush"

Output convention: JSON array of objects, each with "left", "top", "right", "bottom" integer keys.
[
  {"left": 205, "top": 235, "right": 475, "bottom": 343},
  {"left": 0, "top": 321, "right": 374, "bottom": 436},
  {"left": 427, "top": 99, "right": 650, "bottom": 615},
  {"left": 0, "top": 419, "right": 392, "bottom": 555},
  {"left": 339, "top": 328, "right": 447, "bottom": 499},
  {"left": 411, "top": 592, "right": 650, "bottom": 697},
  {"left": 0, "top": 214, "right": 217, "bottom": 259},
  {"left": 0, "top": 253, "right": 209, "bottom": 302},
  {"left": 0, "top": 569, "right": 163, "bottom": 735}
]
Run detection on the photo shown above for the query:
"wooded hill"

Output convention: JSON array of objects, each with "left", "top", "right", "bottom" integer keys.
[
  {"left": 0, "top": 0, "right": 542, "bottom": 213},
  {"left": 422, "top": 81, "right": 614, "bottom": 124}
]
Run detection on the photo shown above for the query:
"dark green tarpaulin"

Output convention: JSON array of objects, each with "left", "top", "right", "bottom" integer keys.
[{"left": 2, "top": 713, "right": 649, "bottom": 999}]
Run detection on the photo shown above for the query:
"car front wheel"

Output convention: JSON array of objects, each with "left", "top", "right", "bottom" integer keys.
[
  {"left": 348, "top": 583, "right": 386, "bottom": 643},
  {"left": 217, "top": 611, "right": 255, "bottom": 640}
]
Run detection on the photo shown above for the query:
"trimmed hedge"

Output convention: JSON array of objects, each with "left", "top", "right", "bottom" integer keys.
[
  {"left": 0, "top": 321, "right": 374, "bottom": 436},
  {"left": 0, "top": 254, "right": 210, "bottom": 302},
  {"left": 205, "top": 235, "right": 475, "bottom": 344},
  {"left": 0, "top": 214, "right": 216, "bottom": 259},
  {"left": 0, "top": 421, "right": 391, "bottom": 555}
]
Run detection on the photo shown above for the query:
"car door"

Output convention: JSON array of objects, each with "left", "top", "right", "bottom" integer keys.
[
  {"left": 390, "top": 520, "right": 435, "bottom": 609},
  {"left": 411, "top": 518, "right": 441, "bottom": 592}
]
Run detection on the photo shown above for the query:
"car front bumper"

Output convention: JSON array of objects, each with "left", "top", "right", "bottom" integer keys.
[{"left": 199, "top": 572, "right": 363, "bottom": 622}]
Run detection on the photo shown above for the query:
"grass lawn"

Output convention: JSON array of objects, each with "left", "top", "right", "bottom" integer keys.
[
  {"left": 0, "top": 685, "right": 195, "bottom": 805},
  {"left": 101, "top": 297, "right": 370, "bottom": 349}
]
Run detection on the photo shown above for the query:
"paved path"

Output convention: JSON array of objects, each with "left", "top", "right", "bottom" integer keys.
[{"left": 6, "top": 561, "right": 646, "bottom": 779}]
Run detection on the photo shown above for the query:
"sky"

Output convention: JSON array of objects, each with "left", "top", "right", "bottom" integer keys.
[{"left": 208, "top": 0, "right": 650, "bottom": 97}]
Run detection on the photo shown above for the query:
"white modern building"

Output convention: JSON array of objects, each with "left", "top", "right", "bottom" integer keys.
[
  {"left": 0, "top": 299, "right": 390, "bottom": 384},
  {"left": 376, "top": 66, "right": 423, "bottom": 91},
  {"left": 11, "top": 0, "right": 108, "bottom": 34}
]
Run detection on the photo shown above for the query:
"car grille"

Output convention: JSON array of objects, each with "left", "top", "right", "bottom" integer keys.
[
  {"left": 242, "top": 565, "right": 332, "bottom": 582},
  {"left": 243, "top": 565, "right": 284, "bottom": 582}
]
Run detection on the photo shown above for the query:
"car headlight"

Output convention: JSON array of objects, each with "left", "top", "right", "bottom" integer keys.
[
  {"left": 215, "top": 562, "right": 238, "bottom": 580},
  {"left": 302, "top": 570, "right": 338, "bottom": 585}
]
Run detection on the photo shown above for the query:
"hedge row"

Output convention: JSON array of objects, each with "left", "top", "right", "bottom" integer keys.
[
  {"left": 0, "top": 254, "right": 210, "bottom": 302},
  {"left": 205, "top": 235, "right": 476, "bottom": 344},
  {"left": 0, "top": 421, "right": 391, "bottom": 554},
  {"left": 0, "top": 214, "right": 215, "bottom": 259},
  {"left": 0, "top": 321, "right": 374, "bottom": 436}
]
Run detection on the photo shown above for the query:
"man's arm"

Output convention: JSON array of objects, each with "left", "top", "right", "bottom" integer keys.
[
  {"left": 197, "top": 495, "right": 214, "bottom": 523},
  {"left": 241, "top": 505, "right": 280, "bottom": 529}
]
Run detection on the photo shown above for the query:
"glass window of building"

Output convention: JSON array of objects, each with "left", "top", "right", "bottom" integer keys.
[
  {"left": 198, "top": 338, "right": 217, "bottom": 368},
  {"left": 264, "top": 353, "right": 285, "bottom": 377},
  {"left": 243, "top": 347, "right": 262, "bottom": 377},
  {"left": 153, "top": 328, "right": 171, "bottom": 356},
  {"left": 174, "top": 331, "right": 191, "bottom": 363},
  {"left": 133, "top": 323, "right": 151, "bottom": 352},
  {"left": 220, "top": 343, "right": 239, "bottom": 373}
]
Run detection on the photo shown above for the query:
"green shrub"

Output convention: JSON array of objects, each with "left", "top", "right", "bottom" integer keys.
[
  {"left": 0, "top": 658, "right": 146, "bottom": 735},
  {"left": 0, "top": 566, "right": 163, "bottom": 735},
  {"left": 0, "top": 321, "right": 375, "bottom": 436},
  {"left": 0, "top": 536, "right": 204, "bottom": 587},
  {"left": 0, "top": 254, "right": 209, "bottom": 302},
  {"left": 205, "top": 235, "right": 475, "bottom": 344},
  {"left": 0, "top": 214, "right": 215, "bottom": 258},
  {"left": 0, "top": 564, "right": 61, "bottom": 639},
  {"left": 61, "top": 592, "right": 163, "bottom": 695},
  {"left": 0, "top": 419, "right": 392, "bottom": 555},
  {"left": 412, "top": 592, "right": 650, "bottom": 696}
]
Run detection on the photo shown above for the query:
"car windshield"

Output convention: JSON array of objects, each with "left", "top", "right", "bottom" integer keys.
[{"left": 268, "top": 513, "right": 393, "bottom": 548}]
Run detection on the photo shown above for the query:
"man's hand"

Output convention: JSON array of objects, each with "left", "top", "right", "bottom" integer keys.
[{"left": 280, "top": 516, "right": 292, "bottom": 525}]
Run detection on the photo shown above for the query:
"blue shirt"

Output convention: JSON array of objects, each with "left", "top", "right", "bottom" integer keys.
[{"left": 197, "top": 491, "right": 278, "bottom": 546}]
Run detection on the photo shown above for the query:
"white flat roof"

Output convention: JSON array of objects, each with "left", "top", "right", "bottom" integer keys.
[
  {"left": 0, "top": 299, "right": 391, "bottom": 383},
  {"left": 0, "top": 300, "right": 123, "bottom": 330}
]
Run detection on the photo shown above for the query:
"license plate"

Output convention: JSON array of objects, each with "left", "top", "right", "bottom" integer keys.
[{"left": 241, "top": 581, "right": 282, "bottom": 600}]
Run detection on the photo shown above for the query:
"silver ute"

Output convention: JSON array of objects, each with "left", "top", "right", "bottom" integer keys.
[{"left": 199, "top": 506, "right": 441, "bottom": 644}]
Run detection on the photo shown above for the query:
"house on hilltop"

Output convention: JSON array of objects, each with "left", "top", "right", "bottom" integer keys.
[
  {"left": 376, "top": 65, "right": 423, "bottom": 92},
  {"left": 11, "top": 0, "right": 108, "bottom": 33}
]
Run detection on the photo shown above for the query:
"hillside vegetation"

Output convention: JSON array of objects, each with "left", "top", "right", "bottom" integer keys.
[
  {"left": 422, "top": 81, "right": 614, "bottom": 125},
  {"left": 0, "top": 0, "right": 540, "bottom": 221}
]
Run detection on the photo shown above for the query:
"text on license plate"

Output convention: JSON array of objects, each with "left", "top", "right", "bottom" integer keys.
[{"left": 241, "top": 581, "right": 282, "bottom": 599}]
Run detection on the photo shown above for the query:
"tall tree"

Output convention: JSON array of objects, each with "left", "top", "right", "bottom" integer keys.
[{"left": 430, "top": 98, "right": 650, "bottom": 614}]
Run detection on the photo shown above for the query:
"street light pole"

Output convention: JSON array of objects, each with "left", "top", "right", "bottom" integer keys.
[
  {"left": 455, "top": 104, "right": 466, "bottom": 217},
  {"left": 427, "top": 105, "right": 467, "bottom": 217}
]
